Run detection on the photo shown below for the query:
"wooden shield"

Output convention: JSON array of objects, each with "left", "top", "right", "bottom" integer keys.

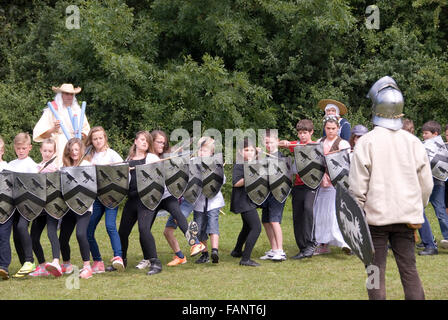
[
  {"left": 335, "top": 184, "right": 374, "bottom": 266},
  {"left": 183, "top": 158, "right": 203, "bottom": 205},
  {"left": 0, "top": 172, "right": 14, "bottom": 224},
  {"left": 13, "top": 173, "right": 46, "bottom": 221},
  {"left": 244, "top": 160, "right": 270, "bottom": 206},
  {"left": 163, "top": 155, "right": 190, "bottom": 199},
  {"left": 96, "top": 164, "right": 129, "bottom": 209},
  {"left": 61, "top": 166, "right": 97, "bottom": 215},
  {"left": 201, "top": 154, "right": 224, "bottom": 199},
  {"left": 136, "top": 162, "right": 165, "bottom": 210},
  {"left": 45, "top": 171, "right": 69, "bottom": 219},
  {"left": 268, "top": 157, "right": 293, "bottom": 203},
  {"left": 324, "top": 148, "right": 351, "bottom": 190},
  {"left": 424, "top": 138, "right": 448, "bottom": 181},
  {"left": 294, "top": 143, "right": 326, "bottom": 189}
]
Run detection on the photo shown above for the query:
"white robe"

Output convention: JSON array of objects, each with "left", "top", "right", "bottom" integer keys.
[{"left": 33, "top": 102, "right": 90, "bottom": 168}]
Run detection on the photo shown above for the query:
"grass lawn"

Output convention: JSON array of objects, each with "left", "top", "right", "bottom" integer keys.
[{"left": 1, "top": 199, "right": 447, "bottom": 300}]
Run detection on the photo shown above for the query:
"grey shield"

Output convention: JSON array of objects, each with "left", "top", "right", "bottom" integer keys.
[
  {"left": 324, "top": 148, "right": 351, "bottom": 190},
  {"left": 244, "top": 160, "right": 270, "bottom": 206},
  {"left": 268, "top": 157, "right": 293, "bottom": 203},
  {"left": 183, "top": 159, "right": 203, "bottom": 205},
  {"left": 201, "top": 154, "right": 224, "bottom": 199},
  {"left": 136, "top": 162, "right": 165, "bottom": 210},
  {"left": 0, "top": 172, "right": 14, "bottom": 224},
  {"left": 424, "top": 139, "right": 448, "bottom": 181},
  {"left": 45, "top": 171, "right": 69, "bottom": 219},
  {"left": 61, "top": 166, "right": 97, "bottom": 215},
  {"left": 163, "top": 155, "right": 189, "bottom": 199},
  {"left": 13, "top": 173, "right": 46, "bottom": 221},
  {"left": 335, "top": 184, "right": 375, "bottom": 266},
  {"left": 96, "top": 164, "right": 129, "bottom": 209},
  {"left": 294, "top": 143, "right": 326, "bottom": 189}
]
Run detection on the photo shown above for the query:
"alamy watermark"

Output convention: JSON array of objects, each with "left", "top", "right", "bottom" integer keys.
[
  {"left": 365, "top": 5, "right": 380, "bottom": 30},
  {"left": 366, "top": 264, "right": 380, "bottom": 290},
  {"left": 65, "top": 265, "right": 80, "bottom": 290},
  {"left": 66, "top": 5, "right": 80, "bottom": 30}
]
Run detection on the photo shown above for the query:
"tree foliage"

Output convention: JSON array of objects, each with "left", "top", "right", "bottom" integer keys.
[{"left": 1, "top": 0, "right": 447, "bottom": 160}]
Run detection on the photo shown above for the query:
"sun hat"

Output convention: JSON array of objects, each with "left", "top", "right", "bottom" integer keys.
[
  {"left": 51, "top": 83, "right": 82, "bottom": 94},
  {"left": 318, "top": 99, "right": 348, "bottom": 116}
]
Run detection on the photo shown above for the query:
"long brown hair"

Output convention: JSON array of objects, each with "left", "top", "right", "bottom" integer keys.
[
  {"left": 150, "top": 130, "right": 170, "bottom": 156},
  {"left": 85, "top": 126, "right": 109, "bottom": 161},
  {"left": 126, "top": 131, "right": 154, "bottom": 161},
  {"left": 62, "top": 138, "right": 85, "bottom": 167}
]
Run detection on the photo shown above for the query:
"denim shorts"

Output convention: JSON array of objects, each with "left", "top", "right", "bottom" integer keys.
[
  {"left": 261, "top": 194, "right": 286, "bottom": 223},
  {"left": 165, "top": 199, "right": 194, "bottom": 228},
  {"left": 193, "top": 208, "right": 220, "bottom": 241}
]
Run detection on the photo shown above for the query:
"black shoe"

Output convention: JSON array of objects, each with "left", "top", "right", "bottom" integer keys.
[
  {"left": 418, "top": 248, "right": 438, "bottom": 256},
  {"left": 416, "top": 242, "right": 425, "bottom": 249},
  {"left": 147, "top": 258, "right": 162, "bottom": 275},
  {"left": 211, "top": 249, "right": 219, "bottom": 263},
  {"left": 106, "top": 265, "right": 117, "bottom": 272},
  {"left": 195, "top": 252, "right": 210, "bottom": 264},
  {"left": 231, "top": 250, "right": 242, "bottom": 258},
  {"left": 239, "top": 259, "right": 260, "bottom": 267},
  {"left": 292, "top": 250, "right": 313, "bottom": 260}
]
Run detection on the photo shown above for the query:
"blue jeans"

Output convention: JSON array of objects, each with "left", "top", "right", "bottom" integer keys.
[
  {"left": 0, "top": 217, "right": 13, "bottom": 272},
  {"left": 165, "top": 199, "right": 194, "bottom": 228},
  {"left": 418, "top": 211, "right": 436, "bottom": 249},
  {"left": 87, "top": 199, "right": 122, "bottom": 261},
  {"left": 193, "top": 208, "right": 220, "bottom": 242},
  {"left": 429, "top": 184, "right": 448, "bottom": 240}
]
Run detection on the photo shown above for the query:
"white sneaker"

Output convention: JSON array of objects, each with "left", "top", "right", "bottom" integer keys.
[
  {"left": 259, "top": 249, "right": 274, "bottom": 260},
  {"left": 440, "top": 239, "right": 448, "bottom": 249},
  {"left": 135, "top": 259, "right": 151, "bottom": 269},
  {"left": 271, "top": 250, "right": 287, "bottom": 261}
]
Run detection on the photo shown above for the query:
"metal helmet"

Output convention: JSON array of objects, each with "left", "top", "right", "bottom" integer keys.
[{"left": 367, "top": 76, "right": 404, "bottom": 130}]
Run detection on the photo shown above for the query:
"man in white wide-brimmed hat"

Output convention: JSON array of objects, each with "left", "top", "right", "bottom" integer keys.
[{"left": 33, "top": 83, "right": 90, "bottom": 168}]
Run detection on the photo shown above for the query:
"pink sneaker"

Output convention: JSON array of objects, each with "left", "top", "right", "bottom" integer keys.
[
  {"left": 92, "top": 261, "right": 105, "bottom": 274},
  {"left": 61, "top": 263, "right": 74, "bottom": 274},
  {"left": 29, "top": 265, "right": 50, "bottom": 277},
  {"left": 79, "top": 266, "right": 93, "bottom": 279},
  {"left": 111, "top": 256, "right": 125, "bottom": 271},
  {"left": 313, "top": 244, "right": 331, "bottom": 255},
  {"left": 45, "top": 262, "right": 62, "bottom": 277}
]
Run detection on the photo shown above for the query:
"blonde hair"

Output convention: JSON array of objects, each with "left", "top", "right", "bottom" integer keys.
[
  {"left": 41, "top": 138, "right": 57, "bottom": 153},
  {"left": 0, "top": 136, "right": 4, "bottom": 154},
  {"left": 85, "top": 126, "right": 109, "bottom": 160},
  {"left": 14, "top": 132, "right": 32, "bottom": 146},
  {"left": 62, "top": 138, "right": 85, "bottom": 167},
  {"left": 198, "top": 137, "right": 215, "bottom": 154},
  {"left": 126, "top": 131, "right": 154, "bottom": 161}
]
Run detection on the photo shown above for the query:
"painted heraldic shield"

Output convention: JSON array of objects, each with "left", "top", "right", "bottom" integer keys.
[
  {"left": 136, "top": 162, "right": 165, "bottom": 210},
  {"left": 61, "top": 166, "right": 97, "bottom": 215},
  {"left": 335, "top": 184, "right": 374, "bottom": 266},
  {"left": 324, "top": 148, "right": 351, "bottom": 190},
  {"left": 96, "top": 164, "right": 129, "bottom": 209},
  {"left": 45, "top": 171, "right": 69, "bottom": 219},
  {"left": 201, "top": 154, "right": 224, "bottom": 199},
  {"left": 244, "top": 160, "right": 270, "bottom": 206},
  {"left": 183, "top": 158, "right": 203, "bottom": 205},
  {"left": 268, "top": 157, "right": 293, "bottom": 203},
  {"left": 0, "top": 172, "right": 14, "bottom": 224},
  {"left": 163, "top": 154, "right": 190, "bottom": 199},
  {"left": 294, "top": 143, "right": 326, "bottom": 189},
  {"left": 13, "top": 173, "right": 46, "bottom": 221},
  {"left": 424, "top": 138, "right": 448, "bottom": 181}
]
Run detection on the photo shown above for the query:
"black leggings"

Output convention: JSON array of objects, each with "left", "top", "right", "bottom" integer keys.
[
  {"left": 233, "top": 209, "right": 261, "bottom": 260},
  {"left": 30, "top": 212, "right": 60, "bottom": 264},
  {"left": 153, "top": 196, "right": 189, "bottom": 235},
  {"left": 13, "top": 212, "right": 33, "bottom": 264},
  {"left": 59, "top": 210, "right": 91, "bottom": 262},
  {"left": 119, "top": 196, "right": 158, "bottom": 261}
]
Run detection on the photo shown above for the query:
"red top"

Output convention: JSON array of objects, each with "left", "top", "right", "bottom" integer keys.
[{"left": 288, "top": 140, "right": 316, "bottom": 186}]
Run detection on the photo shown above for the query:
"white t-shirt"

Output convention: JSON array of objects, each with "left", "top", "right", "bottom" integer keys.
[
  {"left": 91, "top": 148, "right": 123, "bottom": 165},
  {"left": 193, "top": 174, "right": 226, "bottom": 212},
  {"left": 0, "top": 161, "right": 8, "bottom": 172},
  {"left": 6, "top": 157, "right": 38, "bottom": 173}
]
